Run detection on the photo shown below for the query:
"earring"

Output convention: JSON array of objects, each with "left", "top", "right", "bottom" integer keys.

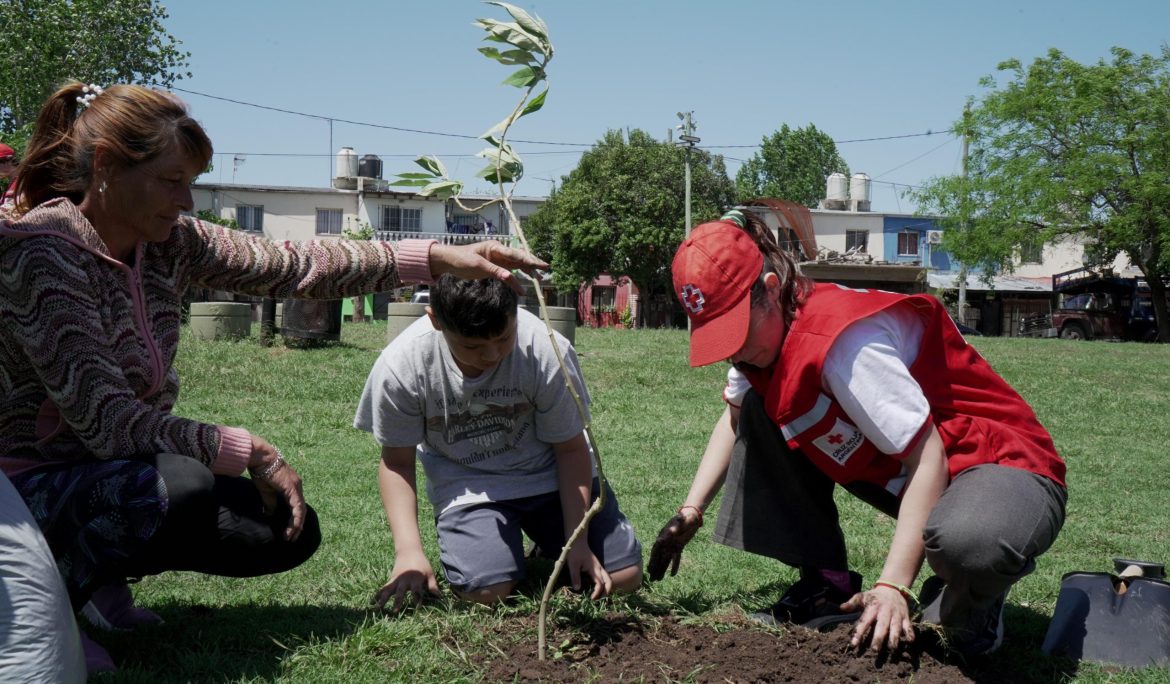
[{"left": 99, "top": 180, "right": 107, "bottom": 194}]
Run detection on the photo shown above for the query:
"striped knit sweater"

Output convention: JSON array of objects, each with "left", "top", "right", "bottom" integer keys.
[{"left": 0, "top": 198, "right": 433, "bottom": 477}]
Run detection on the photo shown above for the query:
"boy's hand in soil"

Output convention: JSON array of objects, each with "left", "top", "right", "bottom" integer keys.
[
  {"left": 647, "top": 507, "right": 703, "bottom": 581},
  {"left": 842, "top": 585, "right": 915, "bottom": 653},
  {"left": 566, "top": 541, "right": 613, "bottom": 600},
  {"left": 372, "top": 550, "right": 441, "bottom": 613}
]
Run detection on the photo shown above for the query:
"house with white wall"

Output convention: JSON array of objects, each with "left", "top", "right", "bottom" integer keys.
[
  {"left": 191, "top": 181, "right": 543, "bottom": 244},
  {"left": 193, "top": 147, "right": 544, "bottom": 242},
  {"left": 191, "top": 157, "right": 1137, "bottom": 336}
]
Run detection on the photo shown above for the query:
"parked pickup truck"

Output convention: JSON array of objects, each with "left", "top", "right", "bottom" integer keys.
[{"left": 1047, "top": 267, "right": 1159, "bottom": 341}]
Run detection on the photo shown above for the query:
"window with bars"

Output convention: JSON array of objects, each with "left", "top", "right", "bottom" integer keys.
[
  {"left": 382, "top": 205, "right": 422, "bottom": 232},
  {"left": 845, "top": 229, "right": 868, "bottom": 253},
  {"left": 316, "top": 208, "right": 343, "bottom": 235},
  {"left": 1019, "top": 240, "right": 1043, "bottom": 264},
  {"left": 897, "top": 230, "right": 919, "bottom": 257},
  {"left": 236, "top": 205, "right": 263, "bottom": 232},
  {"left": 454, "top": 213, "right": 479, "bottom": 226},
  {"left": 591, "top": 286, "right": 616, "bottom": 310}
]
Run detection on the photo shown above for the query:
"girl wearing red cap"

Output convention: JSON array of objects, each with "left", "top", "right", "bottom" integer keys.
[{"left": 649, "top": 210, "right": 1066, "bottom": 656}]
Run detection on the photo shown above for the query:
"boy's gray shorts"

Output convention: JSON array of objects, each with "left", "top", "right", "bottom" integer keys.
[{"left": 435, "top": 479, "right": 642, "bottom": 593}]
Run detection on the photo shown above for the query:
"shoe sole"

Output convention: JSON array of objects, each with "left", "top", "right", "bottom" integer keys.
[
  {"left": 80, "top": 601, "right": 120, "bottom": 632},
  {"left": 80, "top": 601, "right": 165, "bottom": 632}
]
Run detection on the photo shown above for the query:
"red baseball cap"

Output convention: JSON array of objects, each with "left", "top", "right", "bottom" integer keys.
[
  {"left": 672, "top": 220, "right": 763, "bottom": 367},
  {"left": 0, "top": 143, "right": 13, "bottom": 160}
]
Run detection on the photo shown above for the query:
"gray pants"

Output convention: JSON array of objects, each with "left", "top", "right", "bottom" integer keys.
[{"left": 714, "top": 391, "right": 1066, "bottom": 629}]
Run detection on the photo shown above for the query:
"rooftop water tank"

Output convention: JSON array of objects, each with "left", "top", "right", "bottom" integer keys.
[
  {"left": 358, "top": 154, "right": 383, "bottom": 180},
  {"left": 824, "top": 172, "right": 848, "bottom": 210},
  {"left": 335, "top": 147, "right": 358, "bottom": 179},
  {"left": 849, "top": 173, "right": 871, "bottom": 203}
]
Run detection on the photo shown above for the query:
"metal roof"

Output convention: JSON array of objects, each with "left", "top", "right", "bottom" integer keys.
[{"left": 927, "top": 272, "right": 1051, "bottom": 292}]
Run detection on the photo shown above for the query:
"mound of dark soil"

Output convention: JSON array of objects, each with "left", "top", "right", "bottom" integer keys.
[{"left": 481, "top": 613, "right": 1034, "bottom": 683}]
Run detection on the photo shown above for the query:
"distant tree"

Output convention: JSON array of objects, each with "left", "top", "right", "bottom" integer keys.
[
  {"left": 0, "top": 0, "right": 191, "bottom": 134},
  {"left": 195, "top": 209, "right": 238, "bottom": 230},
  {"left": 734, "top": 123, "right": 848, "bottom": 207},
  {"left": 524, "top": 129, "right": 736, "bottom": 323},
  {"left": 914, "top": 47, "right": 1170, "bottom": 341}
]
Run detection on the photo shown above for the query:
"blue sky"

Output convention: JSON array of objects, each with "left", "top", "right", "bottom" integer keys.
[{"left": 166, "top": 0, "right": 1170, "bottom": 213}]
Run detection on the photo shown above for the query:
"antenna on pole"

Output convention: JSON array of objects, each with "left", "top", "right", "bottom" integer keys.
[
  {"left": 675, "top": 111, "right": 700, "bottom": 238},
  {"left": 232, "top": 154, "right": 246, "bottom": 184},
  {"left": 534, "top": 176, "right": 557, "bottom": 195},
  {"left": 675, "top": 111, "right": 700, "bottom": 332}
]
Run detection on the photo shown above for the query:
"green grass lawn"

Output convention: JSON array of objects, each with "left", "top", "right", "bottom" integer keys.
[{"left": 99, "top": 323, "right": 1170, "bottom": 682}]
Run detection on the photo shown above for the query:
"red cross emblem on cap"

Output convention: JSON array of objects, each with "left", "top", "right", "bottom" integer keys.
[
  {"left": 827, "top": 433, "right": 844, "bottom": 445},
  {"left": 681, "top": 284, "right": 705, "bottom": 314}
]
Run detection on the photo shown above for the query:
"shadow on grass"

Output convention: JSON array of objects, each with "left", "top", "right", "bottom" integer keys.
[{"left": 92, "top": 602, "right": 366, "bottom": 683}]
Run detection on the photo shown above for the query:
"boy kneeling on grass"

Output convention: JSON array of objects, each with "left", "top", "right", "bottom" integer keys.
[{"left": 355, "top": 275, "right": 643, "bottom": 611}]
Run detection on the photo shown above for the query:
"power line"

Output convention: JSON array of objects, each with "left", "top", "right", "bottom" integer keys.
[
  {"left": 708, "top": 131, "right": 950, "bottom": 149},
  {"left": 875, "top": 137, "right": 957, "bottom": 178},
  {"left": 172, "top": 86, "right": 594, "bottom": 147},
  {"left": 173, "top": 86, "right": 948, "bottom": 152}
]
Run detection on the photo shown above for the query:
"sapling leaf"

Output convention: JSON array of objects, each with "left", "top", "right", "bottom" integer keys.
[
  {"left": 478, "top": 46, "right": 536, "bottom": 66},
  {"left": 481, "top": 114, "right": 514, "bottom": 141},
  {"left": 418, "top": 180, "right": 463, "bottom": 198},
  {"left": 395, "top": 172, "right": 438, "bottom": 180},
  {"left": 477, "top": 20, "right": 542, "bottom": 54},
  {"left": 520, "top": 89, "right": 548, "bottom": 118},
  {"left": 388, "top": 178, "right": 432, "bottom": 188},
  {"left": 482, "top": 134, "right": 503, "bottom": 149},
  {"left": 413, "top": 155, "right": 447, "bottom": 177},
  {"left": 477, "top": 161, "right": 522, "bottom": 184},
  {"left": 500, "top": 48, "right": 537, "bottom": 65},
  {"left": 488, "top": 1, "right": 548, "bottom": 41},
  {"left": 502, "top": 66, "right": 542, "bottom": 88},
  {"left": 477, "top": 145, "right": 520, "bottom": 165}
]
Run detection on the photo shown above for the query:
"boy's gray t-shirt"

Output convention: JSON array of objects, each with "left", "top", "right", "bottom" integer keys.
[{"left": 354, "top": 308, "right": 590, "bottom": 513}]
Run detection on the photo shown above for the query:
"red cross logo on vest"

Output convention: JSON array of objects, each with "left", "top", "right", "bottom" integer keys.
[
  {"left": 681, "top": 284, "right": 705, "bottom": 314},
  {"left": 827, "top": 433, "right": 844, "bottom": 445}
]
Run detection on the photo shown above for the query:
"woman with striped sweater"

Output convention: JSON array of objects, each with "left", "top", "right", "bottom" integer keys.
[{"left": 0, "top": 81, "right": 544, "bottom": 673}]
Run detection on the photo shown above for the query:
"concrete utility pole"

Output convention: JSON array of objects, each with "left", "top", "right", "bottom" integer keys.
[
  {"left": 958, "top": 104, "right": 970, "bottom": 323},
  {"left": 676, "top": 111, "right": 700, "bottom": 238}
]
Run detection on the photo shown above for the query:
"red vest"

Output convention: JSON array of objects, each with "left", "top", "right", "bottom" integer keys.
[{"left": 741, "top": 284, "right": 1066, "bottom": 495}]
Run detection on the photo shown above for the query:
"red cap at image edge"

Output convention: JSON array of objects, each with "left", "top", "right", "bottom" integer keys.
[{"left": 671, "top": 222, "right": 763, "bottom": 367}]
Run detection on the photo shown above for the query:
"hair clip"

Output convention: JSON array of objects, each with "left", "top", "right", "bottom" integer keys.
[
  {"left": 75, "top": 84, "right": 106, "bottom": 109},
  {"left": 720, "top": 209, "right": 747, "bottom": 229}
]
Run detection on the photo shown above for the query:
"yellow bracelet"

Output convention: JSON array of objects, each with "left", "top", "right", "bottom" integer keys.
[{"left": 873, "top": 580, "right": 918, "bottom": 604}]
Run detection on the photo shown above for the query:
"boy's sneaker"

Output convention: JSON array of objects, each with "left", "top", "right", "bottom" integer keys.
[
  {"left": 80, "top": 631, "right": 117, "bottom": 674},
  {"left": 751, "top": 570, "right": 863, "bottom": 630},
  {"left": 82, "top": 582, "right": 165, "bottom": 631}
]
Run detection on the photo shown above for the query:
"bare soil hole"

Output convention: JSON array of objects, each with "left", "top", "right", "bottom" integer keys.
[{"left": 479, "top": 612, "right": 1052, "bottom": 682}]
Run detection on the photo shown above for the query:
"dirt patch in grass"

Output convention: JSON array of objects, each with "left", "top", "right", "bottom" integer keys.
[{"left": 479, "top": 612, "right": 1044, "bottom": 683}]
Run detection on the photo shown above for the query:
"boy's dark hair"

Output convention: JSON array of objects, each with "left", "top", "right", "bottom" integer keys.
[{"left": 429, "top": 274, "right": 518, "bottom": 338}]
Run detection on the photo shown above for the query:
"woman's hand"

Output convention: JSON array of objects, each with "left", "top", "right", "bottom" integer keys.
[
  {"left": 248, "top": 435, "right": 307, "bottom": 542},
  {"left": 842, "top": 584, "right": 915, "bottom": 652},
  {"left": 428, "top": 241, "right": 548, "bottom": 294},
  {"left": 647, "top": 506, "right": 703, "bottom": 581},
  {"left": 372, "top": 549, "right": 441, "bottom": 613}
]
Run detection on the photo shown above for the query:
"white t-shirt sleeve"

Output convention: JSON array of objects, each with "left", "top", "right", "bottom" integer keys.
[
  {"left": 821, "top": 304, "right": 930, "bottom": 456},
  {"left": 723, "top": 366, "right": 751, "bottom": 407},
  {"left": 532, "top": 332, "right": 590, "bottom": 445},
  {"left": 353, "top": 319, "right": 430, "bottom": 448}
]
